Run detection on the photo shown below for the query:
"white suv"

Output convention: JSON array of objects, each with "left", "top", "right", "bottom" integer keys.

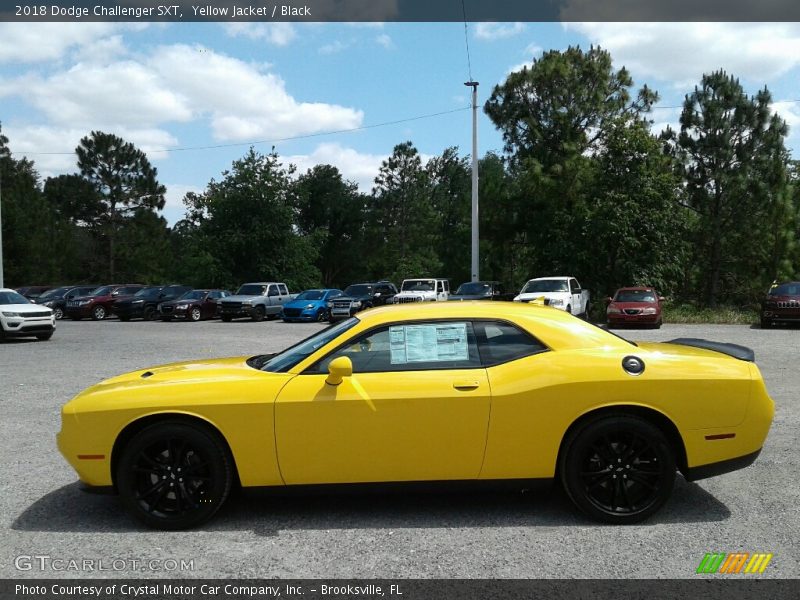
[
  {"left": 393, "top": 279, "right": 450, "bottom": 303},
  {"left": 0, "top": 288, "right": 56, "bottom": 341}
]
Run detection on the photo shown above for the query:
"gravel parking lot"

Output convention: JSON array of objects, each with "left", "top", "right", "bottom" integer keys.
[{"left": 1, "top": 319, "right": 797, "bottom": 579}]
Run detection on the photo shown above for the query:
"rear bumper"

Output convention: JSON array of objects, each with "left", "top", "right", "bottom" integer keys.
[{"left": 683, "top": 448, "right": 761, "bottom": 481}]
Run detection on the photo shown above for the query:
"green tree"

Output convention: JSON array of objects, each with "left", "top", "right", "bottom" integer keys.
[
  {"left": 366, "top": 142, "right": 440, "bottom": 282},
  {"left": 664, "top": 71, "right": 792, "bottom": 306},
  {"left": 76, "top": 131, "right": 166, "bottom": 280},
  {"left": 293, "top": 165, "right": 366, "bottom": 287},
  {"left": 184, "top": 148, "right": 320, "bottom": 290}
]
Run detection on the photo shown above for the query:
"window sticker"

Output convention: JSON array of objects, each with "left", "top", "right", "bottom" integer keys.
[{"left": 389, "top": 323, "right": 469, "bottom": 364}]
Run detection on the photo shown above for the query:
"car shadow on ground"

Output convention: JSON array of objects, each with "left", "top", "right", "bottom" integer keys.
[{"left": 12, "top": 477, "right": 730, "bottom": 535}]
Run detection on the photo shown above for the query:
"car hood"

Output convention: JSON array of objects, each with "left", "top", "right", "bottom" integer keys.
[
  {"left": 334, "top": 295, "right": 371, "bottom": 302},
  {"left": 221, "top": 294, "right": 264, "bottom": 302},
  {"left": 285, "top": 298, "right": 325, "bottom": 308},
  {"left": 516, "top": 291, "right": 570, "bottom": 301},
  {"left": 1, "top": 303, "right": 53, "bottom": 314}
]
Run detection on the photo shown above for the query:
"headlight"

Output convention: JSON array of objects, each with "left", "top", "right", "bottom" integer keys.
[
  {"left": 2, "top": 311, "right": 21, "bottom": 317},
  {"left": 305, "top": 304, "right": 315, "bottom": 309},
  {"left": 513, "top": 296, "right": 521, "bottom": 302},
  {"left": 642, "top": 307, "right": 657, "bottom": 315},
  {"left": 175, "top": 304, "right": 188, "bottom": 310},
  {"left": 607, "top": 305, "right": 621, "bottom": 314},
  {"left": 43, "top": 301, "right": 54, "bottom": 307},
  {"left": 78, "top": 299, "right": 92, "bottom": 305},
  {"left": 549, "top": 298, "right": 564, "bottom": 306},
  {"left": 353, "top": 301, "right": 362, "bottom": 308},
  {"left": 326, "top": 301, "right": 333, "bottom": 308}
]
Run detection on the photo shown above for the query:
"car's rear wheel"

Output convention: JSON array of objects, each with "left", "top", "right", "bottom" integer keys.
[
  {"left": 53, "top": 307, "right": 64, "bottom": 320},
  {"left": 560, "top": 415, "right": 675, "bottom": 524},
  {"left": 190, "top": 307, "right": 202, "bottom": 322},
  {"left": 91, "top": 305, "right": 107, "bottom": 320},
  {"left": 116, "top": 421, "right": 233, "bottom": 530}
]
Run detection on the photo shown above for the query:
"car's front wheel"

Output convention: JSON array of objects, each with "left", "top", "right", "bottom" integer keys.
[
  {"left": 190, "top": 307, "right": 202, "bottom": 322},
  {"left": 91, "top": 305, "right": 107, "bottom": 320},
  {"left": 53, "top": 307, "right": 64, "bottom": 320},
  {"left": 116, "top": 421, "right": 233, "bottom": 530},
  {"left": 559, "top": 415, "right": 676, "bottom": 524}
]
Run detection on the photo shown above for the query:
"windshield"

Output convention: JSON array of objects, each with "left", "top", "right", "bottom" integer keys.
[
  {"left": 343, "top": 284, "right": 373, "bottom": 296},
  {"left": 236, "top": 284, "right": 267, "bottom": 296},
  {"left": 769, "top": 283, "right": 800, "bottom": 296},
  {"left": 135, "top": 287, "right": 163, "bottom": 299},
  {"left": 0, "top": 291, "right": 31, "bottom": 305},
  {"left": 615, "top": 290, "right": 657, "bottom": 303},
  {"left": 257, "top": 318, "right": 359, "bottom": 373},
  {"left": 401, "top": 280, "right": 435, "bottom": 292},
  {"left": 179, "top": 290, "right": 207, "bottom": 301},
  {"left": 38, "top": 286, "right": 71, "bottom": 300},
  {"left": 456, "top": 282, "right": 491, "bottom": 295},
  {"left": 296, "top": 290, "right": 325, "bottom": 301},
  {"left": 521, "top": 279, "right": 568, "bottom": 293},
  {"left": 90, "top": 286, "right": 113, "bottom": 297}
]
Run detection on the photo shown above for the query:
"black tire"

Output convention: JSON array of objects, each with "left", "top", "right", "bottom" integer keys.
[
  {"left": 190, "top": 307, "right": 202, "bottom": 322},
  {"left": 53, "top": 307, "right": 64, "bottom": 320},
  {"left": 566, "top": 305, "right": 572, "bottom": 315},
  {"left": 221, "top": 315, "right": 232, "bottom": 322},
  {"left": 559, "top": 415, "right": 676, "bottom": 524},
  {"left": 252, "top": 306, "right": 266, "bottom": 322},
  {"left": 91, "top": 305, "right": 107, "bottom": 320},
  {"left": 316, "top": 309, "right": 328, "bottom": 322},
  {"left": 653, "top": 320, "right": 663, "bottom": 329},
  {"left": 761, "top": 318, "right": 772, "bottom": 329},
  {"left": 116, "top": 421, "right": 233, "bottom": 530},
  {"left": 143, "top": 306, "right": 157, "bottom": 321},
  {"left": 36, "top": 332, "right": 54, "bottom": 341}
]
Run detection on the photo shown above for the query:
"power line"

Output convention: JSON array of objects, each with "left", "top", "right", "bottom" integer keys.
[
  {"left": 461, "top": 0, "right": 473, "bottom": 83},
  {"left": 11, "top": 106, "right": 472, "bottom": 157}
]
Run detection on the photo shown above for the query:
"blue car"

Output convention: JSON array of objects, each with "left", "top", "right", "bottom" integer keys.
[{"left": 281, "top": 289, "right": 343, "bottom": 322}]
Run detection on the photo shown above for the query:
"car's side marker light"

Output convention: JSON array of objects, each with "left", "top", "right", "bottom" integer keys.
[{"left": 704, "top": 433, "right": 736, "bottom": 440}]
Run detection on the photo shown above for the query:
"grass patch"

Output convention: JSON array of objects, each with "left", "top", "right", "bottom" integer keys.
[{"left": 662, "top": 304, "right": 758, "bottom": 325}]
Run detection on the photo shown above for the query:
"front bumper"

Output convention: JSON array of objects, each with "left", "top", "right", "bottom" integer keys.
[
  {"left": 761, "top": 309, "right": 800, "bottom": 322},
  {"left": 607, "top": 312, "right": 660, "bottom": 325},
  {"left": 220, "top": 305, "right": 260, "bottom": 318},
  {"left": 1, "top": 321, "right": 55, "bottom": 337}
]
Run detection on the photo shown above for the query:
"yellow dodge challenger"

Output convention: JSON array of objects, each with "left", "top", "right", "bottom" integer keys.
[{"left": 57, "top": 302, "right": 774, "bottom": 529}]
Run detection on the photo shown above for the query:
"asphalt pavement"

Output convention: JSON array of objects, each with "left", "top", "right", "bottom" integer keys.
[{"left": 1, "top": 319, "right": 797, "bottom": 579}]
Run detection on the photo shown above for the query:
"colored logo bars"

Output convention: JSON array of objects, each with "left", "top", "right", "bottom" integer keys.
[{"left": 697, "top": 553, "right": 773, "bottom": 574}]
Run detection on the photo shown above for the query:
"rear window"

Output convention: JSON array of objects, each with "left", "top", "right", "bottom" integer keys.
[{"left": 475, "top": 321, "right": 548, "bottom": 366}]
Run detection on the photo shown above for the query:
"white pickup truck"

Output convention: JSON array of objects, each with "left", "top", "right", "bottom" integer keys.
[
  {"left": 514, "top": 276, "right": 591, "bottom": 318},
  {"left": 392, "top": 278, "right": 450, "bottom": 303}
]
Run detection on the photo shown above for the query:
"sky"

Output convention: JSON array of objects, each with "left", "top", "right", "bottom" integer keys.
[{"left": 1, "top": 21, "right": 799, "bottom": 225}]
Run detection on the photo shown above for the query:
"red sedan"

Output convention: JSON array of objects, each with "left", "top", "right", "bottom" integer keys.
[{"left": 606, "top": 287, "right": 664, "bottom": 328}]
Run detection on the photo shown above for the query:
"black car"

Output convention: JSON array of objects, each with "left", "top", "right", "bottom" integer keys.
[
  {"left": 328, "top": 281, "right": 397, "bottom": 322},
  {"left": 115, "top": 285, "right": 192, "bottom": 321},
  {"left": 448, "top": 281, "right": 515, "bottom": 301},
  {"left": 15, "top": 285, "right": 53, "bottom": 300},
  {"left": 158, "top": 289, "right": 231, "bottom": 321},
  {"left": 35, "top": 285, "right": 100, "bottom": 320}
]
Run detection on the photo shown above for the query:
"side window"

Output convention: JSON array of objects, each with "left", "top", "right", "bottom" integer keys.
[
  {"left": 570, "top": 279, "right": 580, "bottom": 293},
  {"left": 444, "top": 281, "right": 450, "bottom": 293},
  {"left": 476, "top": 321, "right": 548, "bottom": 366},
  {"left": 329, "top": 290, "right": 342, "bottom": 299},
  {"left": 268, "top": 285, "right": 279, "bottom": 297},
  {"left": 308, "top": 321, "right": 481, "bottom": 374},
  {"left": 279, "top": 284, "right": 289, "bottom": 295},
  {"left": 208, "top": 291, "right": 219, "bottom": 299}
]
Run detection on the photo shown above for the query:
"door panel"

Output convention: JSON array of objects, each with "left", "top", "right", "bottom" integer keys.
[{"left": 275, "top": 369, "right": 491, "bottom": 484}]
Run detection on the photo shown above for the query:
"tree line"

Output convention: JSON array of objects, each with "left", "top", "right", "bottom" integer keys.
[{"left": 1, "top": 46, "right": 798, "bottom": 307}]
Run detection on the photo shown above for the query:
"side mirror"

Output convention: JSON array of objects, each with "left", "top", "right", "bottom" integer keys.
[
  {"left": 659, "top": 296, "right": 666, "bottom": 303},
  {"left": 326, "top": 356, "right": 353, "bottom": 386},
  {"left": 605, "top": 297, "right": 613, "bottom": 303}
]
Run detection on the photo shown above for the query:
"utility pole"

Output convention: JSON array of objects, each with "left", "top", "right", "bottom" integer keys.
[{"left": 464, "top": 80, "right": 479, "bottom": 282}]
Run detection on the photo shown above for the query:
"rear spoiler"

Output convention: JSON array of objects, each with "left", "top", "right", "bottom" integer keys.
[{"left": 666, "top": 338, "right": 755, "bottom": 362}]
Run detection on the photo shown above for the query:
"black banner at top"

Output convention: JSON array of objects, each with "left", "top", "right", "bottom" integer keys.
[{"left": 4, "top": 0, "right": 800, "bottom": 23}]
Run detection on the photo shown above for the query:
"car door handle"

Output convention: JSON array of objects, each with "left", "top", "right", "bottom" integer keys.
[{"left": 453, "top": 381, "right": 480, "bottom": 391}]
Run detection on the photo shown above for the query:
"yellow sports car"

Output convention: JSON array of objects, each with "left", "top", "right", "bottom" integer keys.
[{"left": 57, "top": 302, "right": 774, "bottom": 529}]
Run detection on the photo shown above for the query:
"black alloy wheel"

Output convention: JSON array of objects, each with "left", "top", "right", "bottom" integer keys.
[
  {"left": 143, "top": 306, "right": 157, "bottom": 321},
  {"left": 53, "top": 307, "right": 64, "bottom": 320},
  {"left": 190, "top": 307, "right": 202, "bottom": 322},
  {"left": 560, "top": 415, "right": 675, "bottom": 524},
  {"left": 91, "top": 305, "right": 107, "bottom": 320},
  {"left": 316, "top": 308, "right": 328, "bottom": 322},
  {"left": 116, "top": 421, "right": 233, "bottom": 530}
]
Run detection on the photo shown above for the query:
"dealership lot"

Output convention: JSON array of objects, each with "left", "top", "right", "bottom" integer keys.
[{"left": 1, "top": 320, "right": 798, "bottom": 579}]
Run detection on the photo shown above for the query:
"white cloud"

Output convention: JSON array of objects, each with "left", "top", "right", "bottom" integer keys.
[
  {"left": 375, "top": 34, "right": 393, "bottom": 49},
  {"left": 565, "top": 23, "right": 800, "bottom": 87},
  {"left": 0, "top": 23, "right": 118, "bottom": 63},
  {"left": 319, "top": 40, "right": 350, "bottom": 55},
  {"left": 524, "top": 43, "right": 543, "bottom": 57},
  {"left": 474, "top": 23, "right": 526, "bottom": 41},
  {"left": 3, "top": 43, "right": 364, "bottom": 147},
  {"left": 284, "top": 143, "right": 387, "bottom": 192},
  {"left": 222, "top": 22, "right": 297, "bottom": 46},
  {"left": 773, "top": 101, "right": 800, "bottom": 132}
]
